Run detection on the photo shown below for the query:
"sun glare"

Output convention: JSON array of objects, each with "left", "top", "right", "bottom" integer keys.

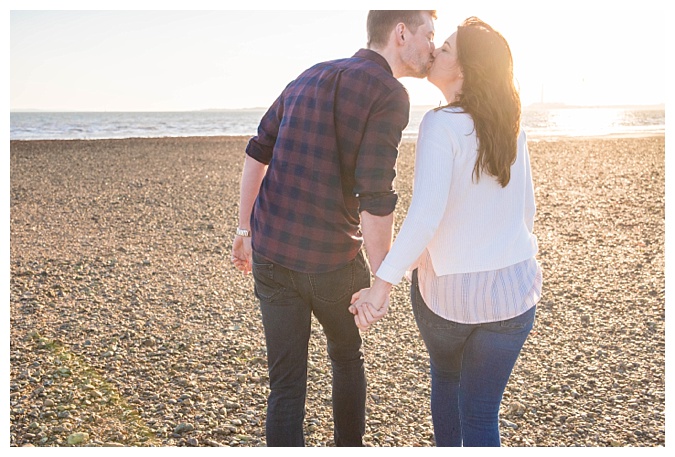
[{"left": 550, "top": 108, "right": 624, "bottom": 136}]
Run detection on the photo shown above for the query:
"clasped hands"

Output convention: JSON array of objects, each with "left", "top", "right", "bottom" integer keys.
[{"left": 349, "top": 278, "right": 393, "bottom": 331}]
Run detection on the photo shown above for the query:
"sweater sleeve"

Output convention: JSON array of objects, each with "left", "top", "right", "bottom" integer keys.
[
  {"left": 375, "top": 110, "right": 457, "bottom": 285},
  {"left": 520, "top": 129, "right": 536, "bottom": 233}
]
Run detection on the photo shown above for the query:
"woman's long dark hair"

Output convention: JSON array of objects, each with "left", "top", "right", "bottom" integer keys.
[{"left": 448, "top": 17, "right": 521, "bottom": 187}]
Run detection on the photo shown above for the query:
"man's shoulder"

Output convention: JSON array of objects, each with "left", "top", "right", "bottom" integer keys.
[
  {"left": 285, "top": 52, "right": 408, "bottom": 110},
  {"left": 308, "top": 52, "right": 405, "bottom": 91}
]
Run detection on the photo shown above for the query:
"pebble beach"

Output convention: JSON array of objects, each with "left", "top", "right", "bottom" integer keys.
[{"left": 9, "top": 134, "right": 665, "bottom": 447}]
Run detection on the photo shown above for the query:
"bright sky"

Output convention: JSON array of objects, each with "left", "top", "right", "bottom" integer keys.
[{"left": 9, "top": 1, "right": 668, "bottom": 112}]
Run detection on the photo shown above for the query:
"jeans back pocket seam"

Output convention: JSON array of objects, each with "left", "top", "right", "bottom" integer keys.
[
  {"left": 308, "top": 261, "right": 354, "bottom": 303},
  {"left": 252, "top": 262, "right": 283, "bottom": 301}
]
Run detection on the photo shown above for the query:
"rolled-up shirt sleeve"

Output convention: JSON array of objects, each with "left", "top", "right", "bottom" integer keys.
[
  {"left": 354, "top": 87, "right": 410, "bottom": 216},
  {"left": 246, "top": 93, "right": 284, "bottom": 165}
]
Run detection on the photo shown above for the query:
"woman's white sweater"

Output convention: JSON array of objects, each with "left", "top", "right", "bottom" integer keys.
[{"left": 376, "top": 106, "right": 539, "bottom": 285}]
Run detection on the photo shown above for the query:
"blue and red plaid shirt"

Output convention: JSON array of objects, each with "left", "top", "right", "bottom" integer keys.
[{"left": 246, "top": 49, "right": 410, "bottom": 273}]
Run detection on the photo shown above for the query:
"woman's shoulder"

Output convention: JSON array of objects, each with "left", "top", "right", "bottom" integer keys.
[
  {"left": 420, "top": 106, "right": 473, "bottom": 135},
  {"left": 422, "top": 106, "right": 470, "bottom": 122}
]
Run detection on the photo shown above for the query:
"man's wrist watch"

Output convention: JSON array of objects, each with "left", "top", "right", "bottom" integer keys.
[{"left": 236, "top": 228, "right": 251, "bottom": 237}]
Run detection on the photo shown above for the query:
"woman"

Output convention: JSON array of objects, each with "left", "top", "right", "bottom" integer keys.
[{"left": 350, "top": 17, "right": 542, "bottom": 447}]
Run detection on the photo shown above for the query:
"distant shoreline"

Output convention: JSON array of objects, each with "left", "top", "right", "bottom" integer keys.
[
  {"left": 9, "top": 104, "right": 667, "bottom": 114},
  {"left": 11, "top": 108, "right": 665, "bottom": 142}
]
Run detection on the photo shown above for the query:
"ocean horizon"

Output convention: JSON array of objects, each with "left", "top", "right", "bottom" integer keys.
[{"left": 10, "top": 105, "right": 666, "bottom": 142}]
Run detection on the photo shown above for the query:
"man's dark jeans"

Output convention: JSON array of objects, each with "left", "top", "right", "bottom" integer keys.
[{"left": 252, "top": 250, "right": 371, "bottom": 447}]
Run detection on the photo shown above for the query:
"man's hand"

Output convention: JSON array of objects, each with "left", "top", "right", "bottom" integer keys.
[
  {"left": 348, "top": 278, "right": 392, "bottom": 331},
  {"left": 349, "top": 289, "right": 389, "bottom": 331},
  {"left": 231, "top": 235, "right": 252, "bottom": 274}
]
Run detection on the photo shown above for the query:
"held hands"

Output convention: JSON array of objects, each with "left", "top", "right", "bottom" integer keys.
[
  {"left": 231, "top": 235, "right": 252, "bottom": 274},
  {"left": 348, "top": 278, "right": 393, "bottom": 331}
]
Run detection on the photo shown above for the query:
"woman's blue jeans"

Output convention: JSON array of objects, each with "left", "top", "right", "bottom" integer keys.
[
  {"left": 411, "top": 270, "right": 536, "bottom": 447},
  {"left": 252, "top": 250, "right": 371, "bottom": 447}
]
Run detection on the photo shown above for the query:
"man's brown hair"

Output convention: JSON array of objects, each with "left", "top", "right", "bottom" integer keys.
[{"left": 367, "top": 10, "right": 437, "bottom": 48}]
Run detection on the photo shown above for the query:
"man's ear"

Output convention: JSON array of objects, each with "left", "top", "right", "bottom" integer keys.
[{"left": 394, "top": 22, "right": 406, "bottom": 44}]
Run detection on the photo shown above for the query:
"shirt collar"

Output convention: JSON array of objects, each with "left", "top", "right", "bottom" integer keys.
[{"left": 353, "top": 49, "right": 393, "bottom": 76}]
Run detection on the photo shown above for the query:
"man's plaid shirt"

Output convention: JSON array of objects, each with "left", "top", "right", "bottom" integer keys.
[{"left": 246, "top": 49, "right": 410, "bottom": 273}]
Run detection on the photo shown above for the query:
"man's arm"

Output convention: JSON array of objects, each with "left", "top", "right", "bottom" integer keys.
[
  {"left": 348, "top": 89, "right": 409, "bottom": 329},
  {"left": 360, "top": 210, "right": 393, "bottom": 275},
  {"left": 231, "top": 154, "right": 268, "bottom": 274},
  {"left": 349, "top": 211, "right": 394, "bottom": 330}
]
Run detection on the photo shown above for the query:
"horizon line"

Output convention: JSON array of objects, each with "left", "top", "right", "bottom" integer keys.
[{"left": 10, "top": 102, "right": 666, "bottom": 113}]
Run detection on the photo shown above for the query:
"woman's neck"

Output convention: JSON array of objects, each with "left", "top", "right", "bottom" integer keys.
[{"left": 440, "top": 81, "right": 463, "bottom": 105}]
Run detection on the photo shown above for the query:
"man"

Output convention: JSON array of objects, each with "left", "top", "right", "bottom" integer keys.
[{"left": 231, "top": 10, "right": 436, "bottom": 446}]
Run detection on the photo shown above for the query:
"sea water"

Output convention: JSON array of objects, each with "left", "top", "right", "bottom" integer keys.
[{"left": 10, "top": 106, "right": 665, "bottom": 141}]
